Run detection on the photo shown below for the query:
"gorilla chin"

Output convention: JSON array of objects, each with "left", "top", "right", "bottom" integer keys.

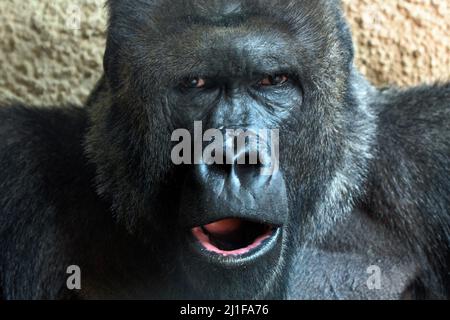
[
  {"left": 179, "top": 223, "right": 286, "bottom": 299},
  {"left": 177, "top": 149, "right": 289, "bottom": 298}
]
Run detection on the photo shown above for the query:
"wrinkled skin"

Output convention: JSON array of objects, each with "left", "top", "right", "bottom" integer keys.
[{"left": 0, "top": 0, "right": 449, "bottom": 299}]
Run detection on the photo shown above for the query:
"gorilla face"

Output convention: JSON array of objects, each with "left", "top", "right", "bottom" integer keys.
[{"left": 87, "top": 0, "right": 375, "bottom": 298}]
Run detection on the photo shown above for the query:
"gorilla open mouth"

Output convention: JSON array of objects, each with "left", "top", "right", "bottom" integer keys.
[{"left": 191, "top": 218, "right": 275, "bottom": 256}]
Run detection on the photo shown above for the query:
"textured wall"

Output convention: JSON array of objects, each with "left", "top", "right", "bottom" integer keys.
[
  {"left": 0, "top": 0, "right": 449, "bottom": 106},
  {"left": 343, "top": 0, "right": 449, "bottom": 87}
]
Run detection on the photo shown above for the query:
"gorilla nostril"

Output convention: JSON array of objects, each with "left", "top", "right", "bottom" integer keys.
[
  {"left": 205, "top": 150, "right": 264, "bottom": 178},
  {"left": 235, "top": 163, "right": 261, "bottom": 180},
  {"left": 236, "top": 151, "right": 263, "bottom": 166},
  {"left": 211, "top": 162, "right": 233, "bottom": 175},
  {"left": 233, "top": 151, "right": 266, "bottom": 180}
]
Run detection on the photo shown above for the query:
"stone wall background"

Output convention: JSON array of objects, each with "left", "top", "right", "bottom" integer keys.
[{"left": 0, "top": 0, "right": 448, "bottom": 106}]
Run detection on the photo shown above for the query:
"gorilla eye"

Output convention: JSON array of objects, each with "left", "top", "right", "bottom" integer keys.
[
  {"left": 180, "top": 77, "right": 206, "bottom": 89},
  {"left": 259, "top": 74, "right": 289, "bottom": 87}
]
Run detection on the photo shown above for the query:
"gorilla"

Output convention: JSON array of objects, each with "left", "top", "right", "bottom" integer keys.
[{"left": 0, "top": 0, "right": 449, "bottom": 299}]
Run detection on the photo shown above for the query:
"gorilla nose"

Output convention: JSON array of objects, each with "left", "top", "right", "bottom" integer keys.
[
  {"left": 180, "top": 126, "right": 288, "bottom": 231},
  {"left": 203, "top": 130, "right": 271, "bottom": 185},
  {"left": 208, "top": 148, "right": 265, "bottom": 184},
  {"left": 179, "top": 129, "right": 288, "bottom": 229}
]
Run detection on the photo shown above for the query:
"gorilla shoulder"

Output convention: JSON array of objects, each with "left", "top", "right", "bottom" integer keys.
[
  {"left": 288, "top": 83, "right": 450, "bottom": 300},
  {"left": 0, "top": 104, "right": 95, "bottom": 298},
  {"left": 378, "top": 83, "right": 450, "bottom": 140},
  {"left": 0, "top": 104, "right": 89, "bottom": 196},
  {"left": 373, "top": 82, "right": 450, "bottom": 209},
  {"left": 0, "top": 103, "right": 94, "bottom": 228},
  {"left": 369, "top": 83, "right": 450, "bottom": 275}
]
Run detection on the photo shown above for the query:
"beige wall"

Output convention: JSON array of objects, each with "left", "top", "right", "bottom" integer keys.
[
  {"left": 0, "top": 0, "right": 449, "bottom": 106},
  {"left": 343, "top": 0, "right": 449, "bottom": 87}
]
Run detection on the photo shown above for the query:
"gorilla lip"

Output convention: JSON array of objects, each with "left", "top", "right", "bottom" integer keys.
[{"left": 191, "top": 218, "right": 275, "bottom": 256}]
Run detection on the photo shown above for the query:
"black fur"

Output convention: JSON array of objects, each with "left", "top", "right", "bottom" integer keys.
[{"left": 0, "top": 0, "right": 448, "bottom": 299}]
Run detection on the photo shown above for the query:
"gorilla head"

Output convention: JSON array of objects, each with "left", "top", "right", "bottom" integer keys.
[{"left": 85, "top": 0, "right": 376, "bottom": 299}]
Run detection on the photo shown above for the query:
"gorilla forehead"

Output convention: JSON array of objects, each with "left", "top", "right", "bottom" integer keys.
[
  {"left": 106, "top": 0, "right": 349, "bottom": 85},
  {"left": 107, "top": 0, "right": 341, "bottom": 39},
  {"left": 107, "top": 0, "right": 334, "bottom": 19}
]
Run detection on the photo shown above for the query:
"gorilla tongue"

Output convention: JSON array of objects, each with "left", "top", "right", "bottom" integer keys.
[
  {"left": 203, "top": 218, "right": 243, "bottom": 235},
  {"left": 193, "top": 218, "right": 272, "bottom": 254}
]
